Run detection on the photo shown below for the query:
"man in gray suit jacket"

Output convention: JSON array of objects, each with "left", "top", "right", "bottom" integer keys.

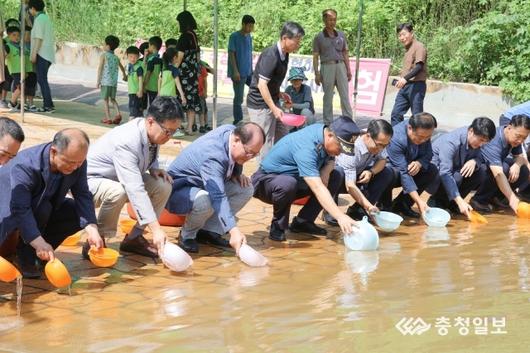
[
  {"left": 86, "top": 96, "right": 183, "bottom": 258},
  {"left": 166, "top": 122, "right": 264, "bottom": 253}
]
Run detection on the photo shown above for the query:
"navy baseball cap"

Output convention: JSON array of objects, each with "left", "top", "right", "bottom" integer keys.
[{"left": 329, "top": 116, "right": 361, "bottom": 155}]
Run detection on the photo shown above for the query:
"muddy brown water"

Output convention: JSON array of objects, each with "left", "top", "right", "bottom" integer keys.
[{"left": 1, "top": 210, "right": 528, "bottom": 352}]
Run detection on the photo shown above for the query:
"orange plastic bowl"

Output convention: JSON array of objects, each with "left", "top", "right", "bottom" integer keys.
[
  {"left": 517, "top": 202, "right": 530, "bottom": 218},
  {"left": 468, "top": 210, "right": 488, "bottom": 224},
  {"left": 127, "top": 203, "right": 186, "bottom": 227},
  {"left": 88, "top": 247, "right": 119, "bottom": 268},
  {"left": 44, "top": 259, "right": 72, "bottom": 288},
  {"left": 119, "top": 219, "right": 137, "bottom": 234},
  {"left": 0, "top": 256, "right": 21, "bottom": 282},
  {"left": 293, "top": 196, "right": 310, "bottom": 205},
  {"left": 61, "top": 231, "right": 81, "bottom": 246}
]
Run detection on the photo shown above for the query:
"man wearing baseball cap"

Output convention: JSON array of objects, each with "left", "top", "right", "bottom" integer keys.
[{"left": 251, "top": 116, "right": 360, "bottom": 241}]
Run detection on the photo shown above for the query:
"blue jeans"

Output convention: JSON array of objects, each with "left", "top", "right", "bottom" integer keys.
[
  {"left": 390, "top": 81, "right": 426, "bottom": 126},
  {"left": 232, "top": 76, "right": 251, "bottom": 124},
  {"left": 36, "top": 55, "right": 54, "bottom": 108}
]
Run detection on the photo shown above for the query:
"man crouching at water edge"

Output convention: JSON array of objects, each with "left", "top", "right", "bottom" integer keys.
[
  {"left": 166, "top": 122, "right": 264, "bottom": 254},
  {"left": 0, "top": 129, "right": 104, "bottom": 278},
  {"left": 86, "top": 96, "right": 181, "bottom": 259},
  {"left": 252, "top": 116, "right": 360, "bottom": 242}
]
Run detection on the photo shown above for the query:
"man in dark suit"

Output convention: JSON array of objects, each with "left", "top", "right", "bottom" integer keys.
[
  {"left": 166, "top": 122, "right": 264, "bottom": 253},
  {"left": 383, "top": 112, "right": 439, "bottom": 218},
  {"left": 0, "top": 129, "right": 104, "bottom": 278},
  {"left": 429, "top": 117, "right": 496, "bottom": 215}
]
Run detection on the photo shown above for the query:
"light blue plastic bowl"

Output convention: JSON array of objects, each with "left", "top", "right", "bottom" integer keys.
[
  {"left": 373, "top": 211, "right": 404, "bottom": 232},
  {"left": 422, "top": 207, "right": 451, "bottom": 227}
]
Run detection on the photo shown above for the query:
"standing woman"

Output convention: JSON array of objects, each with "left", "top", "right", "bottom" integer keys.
[{"left": 176, "top": 11, "right": 201, "bottom": 135}]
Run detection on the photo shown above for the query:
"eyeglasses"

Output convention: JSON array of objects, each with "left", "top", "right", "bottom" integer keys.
[
  {"left": 242, "top": 143, "right": 258, "bottom": 158},
  {"left": 371, "top": 136, "right": 389, "bottom": 149},
  {"left": 156, "top": 120, "right": 178, "bottom": 136},
  {"left": 0, "top": 148, "right": 17, "bottom": 160}
]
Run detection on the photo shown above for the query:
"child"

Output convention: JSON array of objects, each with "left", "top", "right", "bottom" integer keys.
[
  {"left": 143, "top": 36, "right": 163, "bottom": 107},
  {"left": 96, "top": 35, "right": 126, "bottom": 124},
  {"left": 0, "top": 20, "right": 18, "bottom": 108},
  {"left": 285, "top": 67, "right": 315, "bottom": 127},
  {"left": 4, "top": 26, "right": 24, "bottom": 110},
  {"left": 198, "top": 60, "right": 214, "bottom": 133},
  {"left": 22, "top": 25, "right": 37, "bottom": 111},
  {"left": 159, "top": 47, "right": 186, "bottom": 136},
  {"left": 165, "top": 38, "right": 178, "bottom": 49},
  {"left": 125, "top": 46, "right": 144, "bottom": 120}
]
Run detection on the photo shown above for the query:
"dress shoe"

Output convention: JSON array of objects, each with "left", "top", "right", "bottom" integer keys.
[
  {"left": 392, "top": 201, "right": 420, "bottom": 218},
  {"left": 269, "top": 223, "right": 286, "bottom": 242},
  {"left": 346, "top": 204, "right": 367, "bottom": 221},
  {"left": 178, "top": 238, "right": 199, "bottom": 253},
  {"left": 289, "top": 216, "right": 327, "bottom": 235},
  {"left": 491, "top": 196, "right": 509, "bottom": 210},
  {"left": 20, "top": 260, "right": 42, "bottom": 279},
  {"left": 119, "top": 234, "right": 158, "bottom": 257},
  {"left": 322, "top": 211, "right": 339, "bottom": 226},
  {"left": 469, "top": 198, "right": 493, "bottom": 213},
  {"left": 196, "top": 229, "right": 230, "bottom": 247}
]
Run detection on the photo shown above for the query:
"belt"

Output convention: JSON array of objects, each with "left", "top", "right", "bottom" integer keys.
[{"left": 321, "top": 60, "right": 342, "bottom": 65}]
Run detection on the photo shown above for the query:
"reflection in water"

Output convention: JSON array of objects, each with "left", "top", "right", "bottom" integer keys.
[
  {"left": 0, "top": 214, "right": 529, "bottom": 352},
  {"left": 344, "top": 251, "right": 379, "bottom": 274}
]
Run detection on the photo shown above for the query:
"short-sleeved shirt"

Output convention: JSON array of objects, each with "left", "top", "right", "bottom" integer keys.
[
  {"left": 504, "top": 101, "right": 530, "bottom": 119},
  {"left": 400, "top": 39, "right": 427, "bottom": 82},
  {"left": 312, "top": 29, "right": 348, "bottom": 63},
  {"left": 159, "top": 65, "right": 181, "bottom": 97},
  {"left": 260, "top": 124, "right": 330, "bottom": 178},
  {"left": 30, "top": 12, "right": 55, "bottom": 64},
  {"left": 101, "top": 51, "right": 119, "bottom": 87},
  {"left": 285, "top": 84, "right": 314, "bottom": 113},
  {"left": 227, "top": 30, "right": 253, "bottom": 78},
  {"left": 5, "top": 41, "right": 22, "bottom": 74},
  {"left": 127, "top": 62, "right": 144, "bottom": 94},
  {"left": 335, "top": 136, "right": 387, "bottom": 183},
  {"left": 145, "top": 54, "right": 163, "bottom": 92},
  {"left": 247, "top": 42, "right": 289, "bottom": 109},
  {"left": 481, "top": 126, "right": 523, "bottom": 167}
]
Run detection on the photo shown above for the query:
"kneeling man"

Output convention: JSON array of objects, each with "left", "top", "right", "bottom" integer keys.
[
  {"left": 252, "top": 116, "right": 359, "bottom": 241},
  {"left": 167, "top": 122, "right": 264, "bottom": 253}
]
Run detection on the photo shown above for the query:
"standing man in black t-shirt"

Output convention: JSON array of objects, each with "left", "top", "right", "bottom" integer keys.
[{"left": 246, "top": 21, "right": 305, "bottom": 161}]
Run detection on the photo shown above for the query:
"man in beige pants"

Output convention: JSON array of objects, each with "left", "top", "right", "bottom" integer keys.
[
  {"left": 313, "top": 8, "right": 353, "bottom": 125},
  {"left": 86, "top": 96, "right": 182, "bottom": 258}
]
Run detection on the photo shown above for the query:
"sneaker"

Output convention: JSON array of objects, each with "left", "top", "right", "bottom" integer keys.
[
  {"left": 172, "top": 129, "right": 186, "bottom": 138},
  {"left": 0, "top": 100, "right": 7, "bottom": 108},
  {"left": 8, "top": 101, "right": 20, "bottom": 111},
  {"left": 192, "top": 123, "right": 198, "bottom": 132},
  {"left": 204, "top": 124, "right": 212, "bottom": 131},
  {"left": 36, "top": 106, "right": 55, "bottom": 113},
  {"left": 199, "top": 126, "right": 206, "bottom": 133}
]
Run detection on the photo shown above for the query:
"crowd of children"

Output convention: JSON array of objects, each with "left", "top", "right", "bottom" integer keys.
[{"left": 96, "top": 34, "right": 214, "bottom": 137}]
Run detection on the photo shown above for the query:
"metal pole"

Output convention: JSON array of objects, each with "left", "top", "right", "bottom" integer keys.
[
  {"left": 212, "top": 0, "right": 218, "bottom": 128},
  {"left": 353, "top": 0, "right": 364, "bottom": 121},
  {"left": 20, "top": 0, "right": 26, "bottom": 123}
]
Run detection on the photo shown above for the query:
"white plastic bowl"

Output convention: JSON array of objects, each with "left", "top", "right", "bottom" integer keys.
[
  {"left": 343, "top": 216, "right": 379, "bottom": 251},
  {"left": 423, "top": 207, "right": 451, "bottom": 227},
  {"left": 161, "top": 242, "right": 193, "bottom": 272},
  {"left": 373, "top": 211, "right": 403, "bottom": 232},
  {"left": 238, "top": 244, "right": 268, "bottom": 267}
]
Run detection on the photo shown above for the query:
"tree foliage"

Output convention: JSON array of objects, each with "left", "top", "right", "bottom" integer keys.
[{"left": 1, "top": 0, "right": 528, "bottom": 101}]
